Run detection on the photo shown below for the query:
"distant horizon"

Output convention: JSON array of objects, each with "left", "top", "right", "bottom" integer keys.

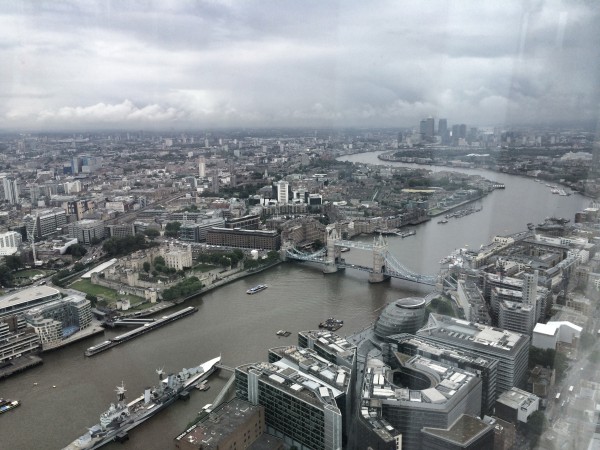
[{"left": 0, "top": 120, "right": 598, "bottom": 136}]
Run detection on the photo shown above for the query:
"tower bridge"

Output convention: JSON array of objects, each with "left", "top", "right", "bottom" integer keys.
[{"left": 283, "top": 225, "right": 438, "bottom": 286}]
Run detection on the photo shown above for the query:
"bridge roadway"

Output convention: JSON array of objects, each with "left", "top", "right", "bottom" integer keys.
[
  {"left": 284, "top": 236, "right": 438, "bottom": 286},
  {"left": 323, "top": 261, "right": 436, "bottom": 286}
]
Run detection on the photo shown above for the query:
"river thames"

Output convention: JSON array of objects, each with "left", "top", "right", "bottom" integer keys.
[{"left": 1, "top": 151, "right": 589, "bottom": 449}]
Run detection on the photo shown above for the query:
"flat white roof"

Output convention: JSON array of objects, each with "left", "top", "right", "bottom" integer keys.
[
  {"left": 81, "top": 258, "right": 118, "bottom": 279},
  {"left": 533, "top": 323, "right": 559, "bottom": 336},
  {"left": 0, "top": 285, "right": 60, "bottom": 310}
]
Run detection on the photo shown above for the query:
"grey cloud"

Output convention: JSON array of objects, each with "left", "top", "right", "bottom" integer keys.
[{"left": 0, "top": 0, "right": 598, "bottom": 129}]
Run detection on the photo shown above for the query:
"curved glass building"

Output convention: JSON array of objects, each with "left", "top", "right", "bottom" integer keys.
[{"left": 374, "top": 297, "right": 426, "bottom": 339}]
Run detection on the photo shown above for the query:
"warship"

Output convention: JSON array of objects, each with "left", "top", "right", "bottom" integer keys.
[{"left": 63, "top": 356, "right": 221, "bottom": 449}]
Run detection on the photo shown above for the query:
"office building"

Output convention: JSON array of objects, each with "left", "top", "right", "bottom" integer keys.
[
  {"left": 0, "top": 285, "right": 62, "bottom": 319},
  {"left": 67, "top": 219, "right": 105, "bottom": 245},
  {"left": 206, "top": 227, "right": 280, "bottom": 250},
  {"left": 23, "top": 295, "right": 92, "bottom": 350},
  {"left": 24, "top": 208, "right": 68, "bottom": 241},
  {"left": 0, "top": 231, "right": 22, "bottom": 256},
  {"left": 382, "top": 333, "right": 498, "bottom": 415},
  {"left": 2, "top": 177, "right": 19, "bottom": 204},
  {"left": 225, "top": 214, "right": 260, "bottom": 230},
  {"left": 421, "top": 414, "right": 495, "bottom": 450},
  {"left": 420, "top": 117, "right": 435, "bottom": 139},
  {"left": 298, "top": 330, "right": 357, "bottom": 369},
  {"left": 198, "top": 157, "right": 206, "bottom": 178},
  {"left": 498, "top": 300, "right": 536, "bottom": 335},
  {"left": 106, "top": 224, "right": 136, "bottom": 238},
  {"left": 0, "top": 315, "right": 41, "bottom": 364},
  {"left": 235, "top": 346, "right": 351, "bottom": 450},
  {"left": 277, "top": 180, "right": 289, "bottom": 205},
  {"left": 438, "top": 119, "right": 448, "bottom": 136},
  {"left": 417, "top": 314, "right": 530, "bottom": 395},
  {"left": 456, "top": 281, "right": 491, "bottom": 325},
  {"left": 174, "top": 398, "right": 284, "bottom": 450},
  {"left": 494, "top": 388, "right": 539, "bottom": 424},
  {"left": 179, "top": 217, "right": 225, "bottom": 242},
  {"left": 374, "top": 297, "right": 427, "bottom": 339},
  {"left": 358, "top": 354, "right": 482, "bottom": 450}
]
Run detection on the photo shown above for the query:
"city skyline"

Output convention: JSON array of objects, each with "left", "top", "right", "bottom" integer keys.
[{"left": 2, "top": 1, "right": 599, "bottom": 131}]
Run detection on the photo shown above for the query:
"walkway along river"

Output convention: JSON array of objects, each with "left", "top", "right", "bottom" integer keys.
[{"left": 1, "top": 151, "right": 589, "bottom": 449}]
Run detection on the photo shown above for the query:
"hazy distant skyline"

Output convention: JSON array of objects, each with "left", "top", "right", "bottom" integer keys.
[{"left": 1, "top": 1, "right": 599, "bottom": 130}]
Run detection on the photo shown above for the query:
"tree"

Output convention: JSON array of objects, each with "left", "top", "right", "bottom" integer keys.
[
  {"left": 164, "top": 221, "right": 182, "bottom": 237},
  {"left": 73, "top": 262, "right": 86, "bottom": 272},
  {"left": 526, "top": 410, "right": 546, "bottom": 442},
  {"left": 143, "top": 261, "right": 151, "bottom": 273},
  {"left": 144, "top": 228, "right": 160, "bottom": 239},
  {"left": 4, "top": 255, "right": 23, "bottom": 271},
  {"left": 68, "top": 244, "right": 88, "bottom": 258},
  {"left": 0, "top": 265, "right": 13, "bottom": 287},
  {"left": 154, "top": 255, "right": 165, "bottom": 266}
]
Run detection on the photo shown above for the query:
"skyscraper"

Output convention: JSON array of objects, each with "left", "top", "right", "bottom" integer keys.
[
  {"left": 438, "top": 118, "right": 447, "bottom": 136},
  {"left": 277, "top": 180, "right": 289, "bottom": 204},
  {"left": 198, "top": 157, "right": 206, "bottom": 178},
  {"left": 2, "top": 177, "right": 19, "bottom": 204},
  {"left": 420, "top": 117, "right": 435, "bottom": 139}
]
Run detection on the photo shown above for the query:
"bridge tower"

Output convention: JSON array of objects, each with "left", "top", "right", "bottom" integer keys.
[
  {"left": 369, "top": 234, "right": 390, "bottom": 283},
  {"left": 323, "top": 225, "right": 340, "bottom": 274}
]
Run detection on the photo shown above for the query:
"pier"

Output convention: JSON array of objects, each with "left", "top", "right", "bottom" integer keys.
[{"left": 84, "top": 307, "right": 198, "bottom": 357}]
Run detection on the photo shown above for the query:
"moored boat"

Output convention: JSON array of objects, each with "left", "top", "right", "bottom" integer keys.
[{"left": 63, "top": 356, "right": 221, "bottom": 450}]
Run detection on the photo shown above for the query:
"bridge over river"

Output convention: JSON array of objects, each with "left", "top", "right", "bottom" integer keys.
[{"left": 283, "top": 225, "right": 438, "bottom": 286}]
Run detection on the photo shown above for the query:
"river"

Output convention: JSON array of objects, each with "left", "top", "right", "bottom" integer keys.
[{"left": 1, "top": 151, "right": 589, "bottom": 449}]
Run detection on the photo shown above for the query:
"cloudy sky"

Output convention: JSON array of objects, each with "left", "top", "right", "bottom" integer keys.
[{"left": 1, "top": 0, "right": 599, "bottom": 130}]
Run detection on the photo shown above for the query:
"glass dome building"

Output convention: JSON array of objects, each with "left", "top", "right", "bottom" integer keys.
[{"left": 374, "top": 297, "right": 427, "bottom": 339}]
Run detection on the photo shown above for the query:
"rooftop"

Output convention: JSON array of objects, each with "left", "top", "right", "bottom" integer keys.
[
  {"left": 418, "top": 314, "right": 528, "bottom": 354},
  {"left": 497, "top": 387, "right": 539, "bottom": 410},
  {"left": 422, "top": 414, "right": 492, "bottom": 445},
  {"left": 362, "top": 354, "right": 479, "bottom": 409},
  {"left": 0, "top": 285, "right": 61, "bottom": 311},
  {"left": 174, "top": 399, "right": 268, "bottom": 449}
]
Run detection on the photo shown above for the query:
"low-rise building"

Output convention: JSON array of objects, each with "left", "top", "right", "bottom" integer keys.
[
  {"left": 531, "top": 321, "right": 582, "bottom": 350},
  {"left": 421, "top": 414, "right": 495, "bottom": 450},
  {"left": 174, "top": 398, "right": 284, "bottom": 450},
  {"left": 494, "top": 388, "right": 539, "bottom": 424}
]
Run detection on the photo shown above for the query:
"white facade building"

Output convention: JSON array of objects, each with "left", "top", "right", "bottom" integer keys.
[
  {"left": 198, "top": 157, "right": 206, "bottom": 178},
  {"left": 277, "top": 180, "right": 289, "bottom": 204},
  {"left": 532, "top": 321, "right": 582, "bottom": 350},
  {"left": 0, "top": 231, "right": 22, "bottom": 255},
  {"left": 163, "top": 245, "right": 193, "bottom": 271}
]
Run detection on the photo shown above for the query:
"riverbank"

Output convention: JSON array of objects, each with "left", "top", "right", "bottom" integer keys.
[
  {"left": 377, "top": 150, "right": 588, "bottom": 198},
  {"left": 427, "top": 194, "right": 486, "bottom": 218},
  {"left": 173, "top": 260, "right": 283, "bottom": 304}
]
